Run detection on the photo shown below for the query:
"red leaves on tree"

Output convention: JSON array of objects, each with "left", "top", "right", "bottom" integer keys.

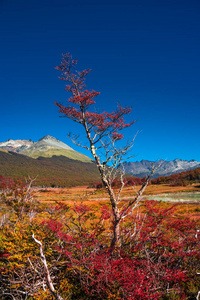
[
  {"left": 111, "top": 132, "right": 124, "bottom": 141},
  {"left": 55, "top": 103, "right": 83, "bottom": 122},
  {"left": 68, "top": 90, "right": 99, "bottom": 106},
  {"left": 55, "top": 53, "right": 133, "bottom": 143},
  {"left": 55, "top": 53, "right": 139, "bottom": 254}
]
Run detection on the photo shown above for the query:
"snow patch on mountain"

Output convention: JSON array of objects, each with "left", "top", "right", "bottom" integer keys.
[
  {"left": 37, "top": 135, "right": 73, "bottom": 150},
  {"left": 0, "top": 139, "right": 34, "bottom": 152},
  {"left": 122, "top": 159, "right": 200, "bottom": 178},
  {"left": 0, "top": 136, "right": 73, "bottom": 153}
]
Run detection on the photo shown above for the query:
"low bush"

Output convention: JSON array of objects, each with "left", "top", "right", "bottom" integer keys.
[{"left": 0, "top": 178, "right": 200, "bottom": 299}]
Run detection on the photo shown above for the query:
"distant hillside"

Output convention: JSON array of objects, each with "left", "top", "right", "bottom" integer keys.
[
  {"left": 0, "top": 150, "right": 99, "bottom": 187},
  {"left": 151, "top": 167, "right": 200, "bottom": 186}
]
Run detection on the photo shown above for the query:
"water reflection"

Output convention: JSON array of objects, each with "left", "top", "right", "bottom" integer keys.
[{"left": 146, "top": 192, "right": 200, "bottom": 203}]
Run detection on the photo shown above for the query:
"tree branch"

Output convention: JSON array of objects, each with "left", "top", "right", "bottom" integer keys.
[{"left": 32, "top": 234, "right": 64, "bottom": 300}]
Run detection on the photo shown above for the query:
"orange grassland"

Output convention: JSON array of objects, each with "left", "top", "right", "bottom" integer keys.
[
  {"left": 35, "top": 184, "right": 200, "bottom": 221},
  {"left": 36, "top": 183, "right": 200, "bottom": 205}
]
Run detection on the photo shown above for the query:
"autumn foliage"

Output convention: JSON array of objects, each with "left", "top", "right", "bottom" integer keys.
[
  {"left": 55, "top": 53, "right": 133, "bottom": 140},
  {"left": 1, "top": 177, "right": 200, "bottom": 299},
  {"left": 151, "top": 167, "right": 200, "bottom": 186},
  {"left": 94, "top": 176, "right": 146, "bottom": 189},
  {"left": 0, "top": 175, "right": 14, "bottom": 190}
]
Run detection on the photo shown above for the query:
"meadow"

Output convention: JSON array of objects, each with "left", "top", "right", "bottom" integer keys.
[{"left": 36, "top": 183, "right": 200, "bottom": 204}]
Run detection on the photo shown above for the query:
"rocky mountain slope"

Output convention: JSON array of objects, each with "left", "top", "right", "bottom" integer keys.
[
  {"left": 0, "top": 139, "right": 34, "bottom": 152},
  {"left": 122, "top": 159, "right": 200, "bottom": 178},
  {"left": 0, "top": 135, "right": 92, "bottom": 162}
]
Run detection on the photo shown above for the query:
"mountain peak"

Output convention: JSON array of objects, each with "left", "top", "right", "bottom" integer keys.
[
  {"left": 35, "top": 135, "right": 73, "bottom": 151},
  {"left": 0, "top": 136, "right": 92, "bottom": 162},
  {"left": 38, "top": 135, "right": 56, "bottom": 141},
  {"left": 0, "top": 135, "right": 74, "bottom": 154}
]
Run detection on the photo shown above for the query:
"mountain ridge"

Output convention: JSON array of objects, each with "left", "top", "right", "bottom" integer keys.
[
  {"left": 1, "top": 136, "right": 200, "bottom": 182},
  {"left": 122, "top": 159, "right": 200, "bottom": 178},
  {"left": 0, "top": 135, "right": 92, "bottom": 162}
]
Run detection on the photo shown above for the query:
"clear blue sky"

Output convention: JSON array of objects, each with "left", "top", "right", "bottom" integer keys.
[{"left": 0, "top": 0, "right": 200, "bottom": 162}]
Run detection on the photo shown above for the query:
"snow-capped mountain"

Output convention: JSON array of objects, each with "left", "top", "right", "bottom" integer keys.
[
  {"left": 0, "top": 139, "right": 34, "bottom": 152},
  {"left": 0, "top": 135, "right": 91, "bottom": 162},
  {"left": 0, "top": 135, "right": 73, "bottom": 153},
  {"left": 22, "top": 135, "right": 73, "bottom": 152},
  {"left": 122, "top": 159, "right": 200, "bottom": 178}
]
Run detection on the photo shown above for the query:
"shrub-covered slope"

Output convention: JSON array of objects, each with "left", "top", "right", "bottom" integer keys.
[
  {"left": 0, "top": 150, "right": 99, "bottom": 187},
  {"left": 151, "top": 167, "right": 200, "bottom": 186}
]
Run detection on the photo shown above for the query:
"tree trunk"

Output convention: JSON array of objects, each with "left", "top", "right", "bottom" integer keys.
[
  {"left": 89, "top": 141, "right": 122, "bottom": 253},
  {"left": 109, "top": 213, "right": 121, "bottom": 253}
]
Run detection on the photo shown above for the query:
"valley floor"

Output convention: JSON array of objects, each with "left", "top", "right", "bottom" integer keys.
[{"left": 36, "top": 183, "right": 200, "bottom": 204}]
